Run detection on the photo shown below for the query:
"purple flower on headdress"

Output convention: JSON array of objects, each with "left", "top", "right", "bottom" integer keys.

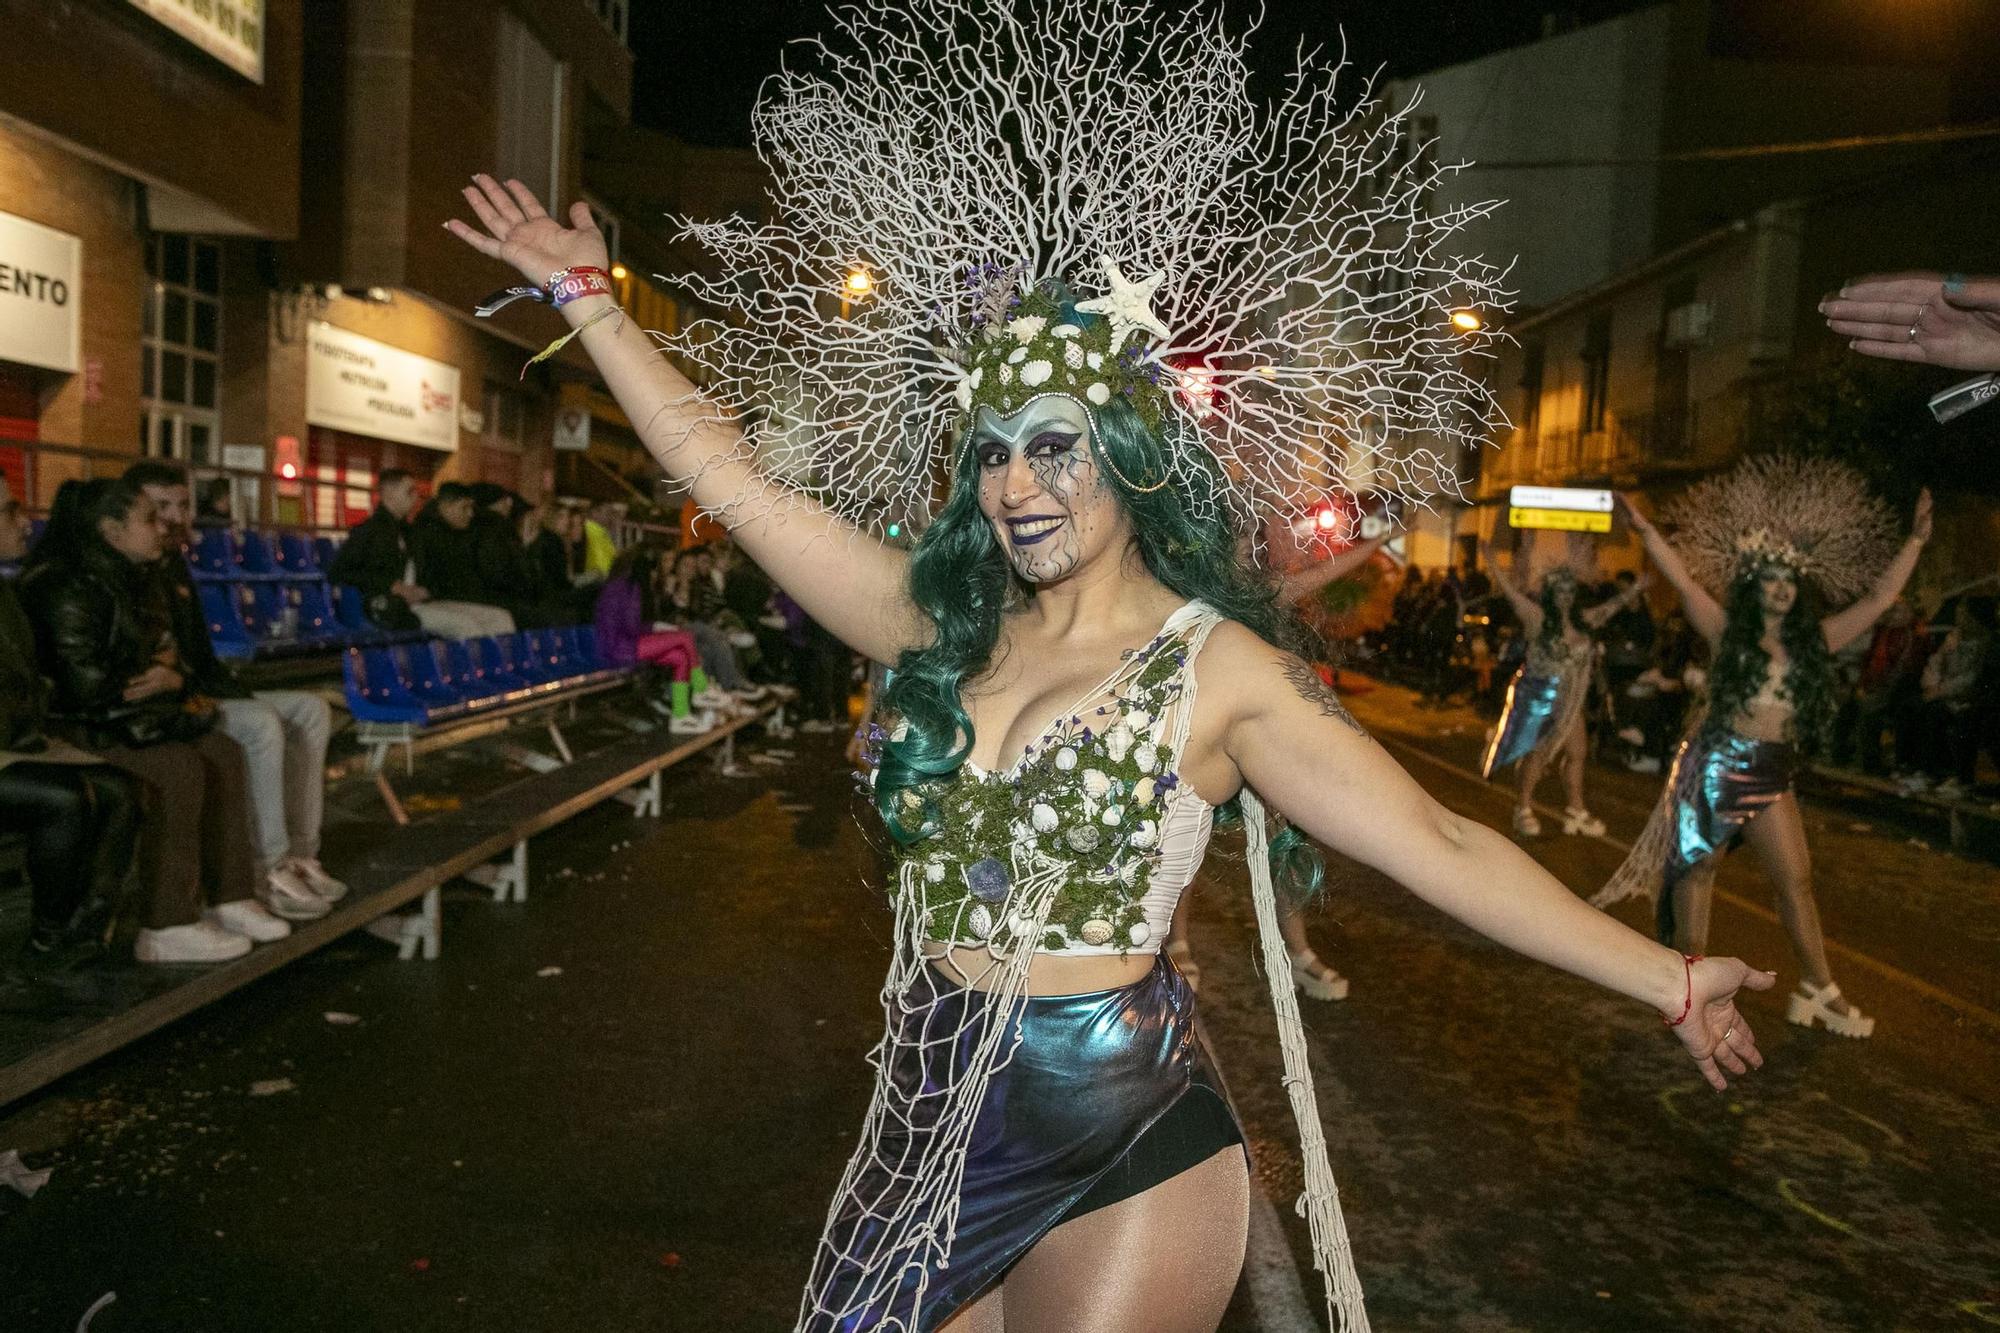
[{"left": 966, "top": 857, "right": 1011, "bottom": 903}]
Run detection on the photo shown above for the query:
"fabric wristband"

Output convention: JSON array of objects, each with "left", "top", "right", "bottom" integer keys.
[{"left": 474, "top": 266, "right": 616, "bottom": 318}]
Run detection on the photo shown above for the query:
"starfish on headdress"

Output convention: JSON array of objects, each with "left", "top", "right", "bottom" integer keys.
[{"left": 1074, "top": 257, "right": 1170, "bottom": 352}]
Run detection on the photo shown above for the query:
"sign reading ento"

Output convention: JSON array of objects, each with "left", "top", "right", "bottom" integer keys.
[
  {"left": 0, "top": 211, "right": 82, "bottom": 375},
  {"left": 127, "top": 0, "right": 265, "bottom": 83},
  {"left": 306, "top": 322, "right": 461, "bottom": 452}
]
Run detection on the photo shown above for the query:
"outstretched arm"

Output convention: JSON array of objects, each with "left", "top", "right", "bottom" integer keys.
[
  {"left": 1191, "top": 626, "right": 1775, "bottom": 1091},
  {"left": 1619, "top": 495, "right": 1724, "bottom": 643},
  {"left": 446, "top": 175, "right": 923, "bottom": 666},
  {"left": 1822, "top": 489, "right": 1931, "bottom": 653},
  {"left": 1482, "top": 544, "right": 1543, "bottom": 633},
  {"left": 1276, "top": 535, "right": 1388, "bottom": 603}
]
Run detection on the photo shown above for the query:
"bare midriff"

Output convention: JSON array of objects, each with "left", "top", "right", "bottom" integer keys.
[{"left": 921, "top": 943, "right": 1159, "bottom": 996}]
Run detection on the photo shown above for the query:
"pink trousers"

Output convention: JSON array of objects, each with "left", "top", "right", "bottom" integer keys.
[{"left": 636, "top": 630, "right": 697, "bottom": 681}]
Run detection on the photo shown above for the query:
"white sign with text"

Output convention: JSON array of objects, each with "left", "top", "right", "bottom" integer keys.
[
  {"left": 0, "top": 211, "right": 82, "bottom": 375},
  {"left": 306, "top": 321, "right": 461, "bottom": 452},
  {"left": 127, "top": 0, "right": 265, "bottom": 82}
]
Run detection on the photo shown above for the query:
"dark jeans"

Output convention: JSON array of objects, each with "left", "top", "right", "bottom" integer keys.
[
  {"left": 793, "top": 626, "right": 852, "bottom": 723},
  {"left": 1916, "top": 700, "right": 1981, "bottom": 784},
  {"left": 0, "top": 760, "right": 142, "bottom": 936},
  {"left": 87, "top": 730, "right": 258, "bottom": 929}
]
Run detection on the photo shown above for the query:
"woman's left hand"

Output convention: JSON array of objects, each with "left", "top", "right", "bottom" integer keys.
[
  {"left": 1912, "top": 487, "right": 1934, "bottom": 544},
  {"left": 1670, "top": 957, "right": 1777, "bottom": 1091}
]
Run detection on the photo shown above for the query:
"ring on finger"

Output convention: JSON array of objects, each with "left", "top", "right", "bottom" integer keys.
[{"left": 1721, "top": 1026, "right": 1736, "bottom": 1043}]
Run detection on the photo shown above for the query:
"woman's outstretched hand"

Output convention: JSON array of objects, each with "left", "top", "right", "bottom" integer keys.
[
  {"left": 1615, "top": 492, "right": 1657, "bottom": 538},
  {"left": 445, "top": 174, "right": 609, "bottom": 291},
  {"left": 1912, "top": 487, "right": 1934, "bottom": 545},
  {"left": 1671, "top": 957, "right": 1776, "bottom": 1091},
  {"left": 1821, "top": 272, "right": 2000, "bottom": 372}
]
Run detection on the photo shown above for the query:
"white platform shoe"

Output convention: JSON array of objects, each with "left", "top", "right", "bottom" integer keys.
[{"left": 1785, "top": 981, "right": 1875, "bottom": 1039}]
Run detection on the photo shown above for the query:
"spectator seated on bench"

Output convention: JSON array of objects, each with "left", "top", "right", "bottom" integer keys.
[
  {"left": 128, "top": 462, "right": 349, "bottom": 920},
  {"left": 0, "top": 477, "right": 142, "bottom": 975},
  {"left": 20, "top": 478, "right": 297, "bottom": 965}
]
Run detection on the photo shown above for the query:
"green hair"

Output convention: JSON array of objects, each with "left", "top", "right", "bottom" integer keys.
[
  {"left": 1704, "top": 562, "right": 1836, "bottom": 753},
  {"left": 874, "top": 395, "right": 1324, "bottom": 894}
]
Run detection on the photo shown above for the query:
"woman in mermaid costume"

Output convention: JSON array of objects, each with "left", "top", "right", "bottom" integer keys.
[
  {"left": 1595, "top": 462, "right": 1930, "bottom": 1041},
  {"left": 1482, "top": 546, "right": 1647, "bottom": 838},
  {"left": 448, "top": 3, "right": 1777, "bottom": 1328}
]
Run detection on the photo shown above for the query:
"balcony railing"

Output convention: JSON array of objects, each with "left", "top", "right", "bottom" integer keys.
[{"left": 1473, "top": 396, "right": 1749, "bottom": 497}]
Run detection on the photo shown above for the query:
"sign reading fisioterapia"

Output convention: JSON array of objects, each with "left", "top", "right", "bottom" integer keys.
[{"left": 127, "top": 0, "right": 265, "bottom": 84}]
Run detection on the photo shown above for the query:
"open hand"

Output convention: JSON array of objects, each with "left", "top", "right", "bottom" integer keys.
[
  {"left": 1616, "top": 493, "right": 1656, "bottom": 537},
  {"left": 1671, "top": 956, "right": 1776, "bottom": 1091},
  {"left": 1912, "top": 488, "right": 1934, "bottom": 544},
  {"left": 445, "top": 174, "right": 609, "bottom": 290},
  {"left": 1821, "top": 272, "right": 2000, "bottom": 372}
]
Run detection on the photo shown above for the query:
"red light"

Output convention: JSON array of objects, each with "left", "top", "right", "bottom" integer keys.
[{"left": 280, "top": 462, "right": 299, "bottom": 480}]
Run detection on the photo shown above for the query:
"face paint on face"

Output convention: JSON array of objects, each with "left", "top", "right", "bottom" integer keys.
[
  {"left": 1758, "top": 566, "right": 1797, "bottom": 616},
  {"left": 970, "top": 396, "right": 1125, "bottom": 584}
]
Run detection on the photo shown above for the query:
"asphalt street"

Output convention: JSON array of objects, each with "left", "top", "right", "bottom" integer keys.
[{"left": 0, "top": 684, "right": 1994, "bottom": 1331}]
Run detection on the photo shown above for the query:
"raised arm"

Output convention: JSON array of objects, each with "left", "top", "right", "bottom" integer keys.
[
  {"left": 1822, "top": 489, "right": 1930, "bottom": 653},
  {"left": 446, "top": 175, "right": 922, "bottom": 666},
  {"left": 1276, "top": 535, "right": 1388, "bottom": 603},
  {"left": 1193, "top": 626, "right": 1773, "bottom": 1090},
  {"left": 1578, "top": 575, "right": 1650, "bottom": 631},
  {"left": 1619, "top": 494, "right": 1724, "bottom": 643},
  {"left": 1481, "top": 544, "right": 1543, "bottom": 632}
]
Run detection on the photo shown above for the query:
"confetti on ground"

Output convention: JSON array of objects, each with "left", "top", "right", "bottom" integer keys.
[
  {"left": 1848, "top": 822, "right": 1873, "bottom": 833},
  {"left": 323, "top": 1012, "right": 362, "bottom": 1026},
  {"left": 248, "top": 1078, "right": 296, "bottom": 1097},
  {"left": 410, "top": 1258, "right": 431, "bottom": 1273},
  {"left": 660, "top": 1252, "right": 683, "bottom": 1268},
  {"left": 537, "top": 966, "right": 563, "bottom": 978},
  {"left": 0, "top": 1148, "right": 52, "bottom": 1198}
]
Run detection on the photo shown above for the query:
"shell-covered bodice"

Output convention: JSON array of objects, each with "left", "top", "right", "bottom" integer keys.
[{"left": 886, "top": 601, "right": 1221, "bottom": 956}]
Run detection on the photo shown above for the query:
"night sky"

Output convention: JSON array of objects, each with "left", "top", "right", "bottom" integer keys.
[{"left": 630, "top": 1, "right": 1659, "bottom": 147}]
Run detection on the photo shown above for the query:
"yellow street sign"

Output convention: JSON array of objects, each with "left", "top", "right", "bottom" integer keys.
[{"left": 1509, "top": 506, "right": 1612, "bottom": 533}]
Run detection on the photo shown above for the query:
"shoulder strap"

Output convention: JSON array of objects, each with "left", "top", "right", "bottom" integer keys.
[{"left": 1162, "top": 603, "right": 1227, "bottom": 758}]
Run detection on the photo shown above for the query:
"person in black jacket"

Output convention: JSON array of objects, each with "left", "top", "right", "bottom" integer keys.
[
  {"left": 20, "top": 479, "right": 286, "bottom": 965},
  {"left": 326, "top": 467, "right": 424, "bottom": 632},
  {"left": 408, "top": 481, "right": 515, "bottom": 638},
  {"left": 127, "top": 462, "right": 344, "bottom": 921},
  {"left": 0, "top": 477, "right": 141, "bottom": 974},
  {"left": 469, "top": 485, "right": 566, "bottom": 627}
]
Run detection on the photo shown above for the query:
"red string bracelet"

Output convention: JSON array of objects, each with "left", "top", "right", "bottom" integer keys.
[{"left": 1662, "top": 953, "right": 1704, "bottom": 1027}]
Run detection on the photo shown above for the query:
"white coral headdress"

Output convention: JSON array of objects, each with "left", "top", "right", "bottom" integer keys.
[
  {"left": 1664, "top": 454, "right": 1898, "bottom": 603},
  {"left": 655, "top": 0, "right": 1511, "bottom": 542}
]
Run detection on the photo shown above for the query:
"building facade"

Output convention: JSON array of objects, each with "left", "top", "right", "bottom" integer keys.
[{"left": 0, "top": 0, "right": 709, "bottom": 532}]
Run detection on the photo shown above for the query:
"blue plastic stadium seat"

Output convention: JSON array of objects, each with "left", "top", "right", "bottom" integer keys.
[
  {"left": 189, "top": 527, "right": 238, "bottom": 581},
  {"left": 395, "top": 643, "right": 474, "bottom": 720},
  {"left": 440, "top": 639, "right": 507, "bottom": 707},
  {"left": 344, "top": 647, "right": 429, "bottom": 724},
  {"left": 519, "top": 629, "right": 569, "bottom": 682},
  {"left": 295, "top": 581, "right": 350, "bottom": 643},
  {"left": 198, "top": 584, "right": 256, "bottom": 660},
  {"left": 236, "top": 530, "right": 287, "bottom": 581},
  {"left": 499, "top": 631, "right": 564, "bottom": 689},
  {"left": 469, "top": 636, "right": 544, "bottom": 699},
  {"left": 277, "top": 532, "right": 323, "bottom": 577},
  {"left": 313, "top": 535, "right": 339, "bottom": 572}
]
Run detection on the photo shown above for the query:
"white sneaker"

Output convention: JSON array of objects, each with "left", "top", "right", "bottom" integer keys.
[
  {"left": 260, "top": 865, "right": 332, "bottom": 921},
  {"left": 1617, "top": 726, "right": 1645, "bottom": 747},
  {"left": 1933, "top": 778, "right": 1968, "bottom": 800},
  {"left": 669, "top": 710, "right": 715, "bottom": 735},
  {"left": 135, "top": 920, "right": 253, "bottom": 964},
  {"left": 205, "top": 899, "right": 292, "bottom": 943},
  {"left": 366, "top": 912, "right": 418, "bottom": 946},
  {"left": 693, "top": 687, "right": 735, "bottom": 711},
  {"left": 1627, "top": 755, "right": 1662, "bottom": 774},
  {"left": 286, "top": 858, "right": 349, "bottom": 903},
  {"left": 1896, "top": 773, "right": 1933, "bottom": 794},
  {"left": 731, "top": 684, "right": 771, "bottom": 702}
]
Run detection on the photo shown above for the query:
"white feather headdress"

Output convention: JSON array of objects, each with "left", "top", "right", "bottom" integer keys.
[
  {"left": 1664, "top": 454, "right": 1898, "bottom": 603},
  {"left": 653, "top": 0, "right": 1512, "bottom": 540}
]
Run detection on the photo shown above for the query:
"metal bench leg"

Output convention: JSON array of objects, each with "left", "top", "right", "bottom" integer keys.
[
  {"left": 385, "top": 888, "right": 441, "bottom": 961},
  {"left": 714, "top": 732, "right": 749, "bottom": 778},
  {"left": 464, "top": 840, "right": 529, "bottom": 903},
  {"left": 547, "top": 721, "right": 574, "bottom": 764},
  {"left": 614, "top": 769, "right": 662, "bottom": 817},
  {"left": 366, "top": 742, "right": 410, "bottom": 826}
]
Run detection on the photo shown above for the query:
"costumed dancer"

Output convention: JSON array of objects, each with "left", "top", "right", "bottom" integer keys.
[
  {"left": 448, "top": 3, "right": 1775, "bottom": 1329},
  {"left": 1594, "top": 460, "right": 1930, "bottom": 1040},
  {"left": 1480, "top": 539, "right": 1648, "bottom": 837}
]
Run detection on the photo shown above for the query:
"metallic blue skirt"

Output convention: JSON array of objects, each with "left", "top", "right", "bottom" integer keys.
[
  {"left": 1657, "top": 731, "right": 1800, "bottom": 941},
  {"left": 805, "top": 956, "right": 1235, "bottom": 1331},
  {"left": 1482, "top": 668, "right": 1567, "bottom": 777}
]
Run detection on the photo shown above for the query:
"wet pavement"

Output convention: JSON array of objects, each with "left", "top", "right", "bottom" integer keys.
[{"left": 0, "top": 684, "right": 1995, "bottom": 1331}]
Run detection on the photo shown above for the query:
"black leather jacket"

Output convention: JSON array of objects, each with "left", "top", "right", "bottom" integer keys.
[
  {"left": 0, "top": 579, "right": 53, "bottom": 753},
  {"left": 20, "top": 539, "right": 182, "bottom": 721}
]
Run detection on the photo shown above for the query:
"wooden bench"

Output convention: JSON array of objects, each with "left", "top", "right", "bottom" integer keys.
[
  {"left": 1805, "top": 763, "right": 2000, "bottom": 852},
  {"left": 0, "top": 701, "right": 775, "bottom": 1111}
]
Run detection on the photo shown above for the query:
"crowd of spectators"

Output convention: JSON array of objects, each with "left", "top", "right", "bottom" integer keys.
[
  {"left": 1368, "top": 554, "right": 2000, "bottom": 798},
  {"left": 2, "top": 466, "right": 849, "bottom": 977}
]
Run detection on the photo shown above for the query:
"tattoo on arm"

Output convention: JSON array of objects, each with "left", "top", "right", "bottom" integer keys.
[{"left": 1279, "top": 656, "right": 1366, "bottom": 736}]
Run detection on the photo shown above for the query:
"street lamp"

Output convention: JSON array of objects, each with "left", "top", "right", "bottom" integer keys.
[
  {"left": 841, "top": 265, "right": 874, "bottom": 319},
  {"left": 611, "top": 263, "right": 629, "bottom": 281},
  {"left": 1450, "top": 309, "right": 1484, "bottom": 332}
]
